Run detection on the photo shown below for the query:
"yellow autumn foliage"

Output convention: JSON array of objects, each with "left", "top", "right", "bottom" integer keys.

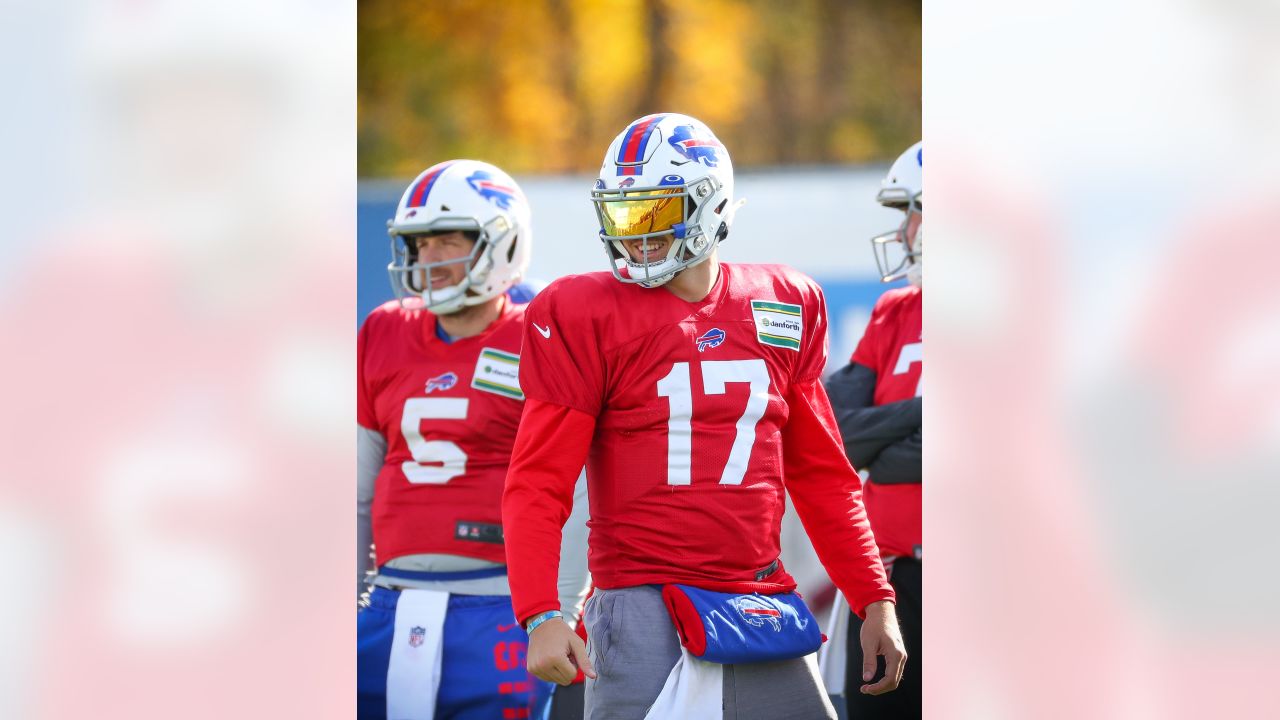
[{"left": 358, "top": 0, "right": 920, "bottom": 175}]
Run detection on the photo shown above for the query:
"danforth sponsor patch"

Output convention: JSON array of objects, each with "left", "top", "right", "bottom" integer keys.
[
  {"left": 471, "top": 347, "right": 523, "bottom": 399},
  {"left": 750, "top": 300, "right": 803, "bottom": 351}
]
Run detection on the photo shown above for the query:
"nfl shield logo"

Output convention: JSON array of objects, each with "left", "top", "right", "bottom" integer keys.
[{"left": 408, "top": 626, "right": 426, "bottom": 648}]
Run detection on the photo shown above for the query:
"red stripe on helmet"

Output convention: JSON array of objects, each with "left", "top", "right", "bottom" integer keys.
[
  {"left": 620, "top": 115, "right": 662, "bottom": 165},
  {"left": 408, "top": 161, "right": 454, "bottom": 207}
]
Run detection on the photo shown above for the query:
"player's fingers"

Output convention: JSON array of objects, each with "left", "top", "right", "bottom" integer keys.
[
  {"left": 534, "top": 654, "right": 576, "bottom": 686},
  {"left": 888, "top": 644, "right": 907, "bottom": 687},
  {"left": 861, "top": 646, "right": 904, "bottom": 695},
  {"left": 528, "top": 636, "right": 573, "bottom": 685},
  {"left": 569, "top": 633, "right": 597, "bottom": 680},
  {"left": 552, "top": 657, "right": 578, "bottom": 686},
  {"left": 859, "top": 633, "right": 878, "bottom": 682}
]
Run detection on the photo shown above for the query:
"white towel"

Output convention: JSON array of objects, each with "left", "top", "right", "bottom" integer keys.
[
  {"left": 386, "top": 589, "right": 450, "bottom": 720},
  {"left": 817, "top": 590, "right": 850, "bottom": 696},
  {"left": 644, "top": 647, "right": 724, "bottom": 720}
]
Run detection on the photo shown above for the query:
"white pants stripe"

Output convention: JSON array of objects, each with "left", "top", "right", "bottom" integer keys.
[{"left": 386, "top": 589, "right": 449, "bottom": 720}]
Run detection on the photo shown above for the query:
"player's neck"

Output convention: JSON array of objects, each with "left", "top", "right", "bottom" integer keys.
[
  {"left": 664, "top": 253, "right": 720, "bottom": 303},
  {"left": 437, "top": 295, "right": 505, "bottom": 340}
]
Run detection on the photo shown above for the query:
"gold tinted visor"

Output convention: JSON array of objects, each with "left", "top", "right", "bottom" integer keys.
[{"left": 598, "top": 189, "right": 683, "bottom": 237}]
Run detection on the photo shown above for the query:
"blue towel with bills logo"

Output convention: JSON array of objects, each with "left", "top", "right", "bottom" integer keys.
[{"left": 661, "top": 584, "right": 824, "bottom": 665}]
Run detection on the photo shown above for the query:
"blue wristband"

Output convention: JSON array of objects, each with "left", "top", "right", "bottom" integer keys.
[{"left": 525, "top": 610, "right": 563, "bottom": 635}]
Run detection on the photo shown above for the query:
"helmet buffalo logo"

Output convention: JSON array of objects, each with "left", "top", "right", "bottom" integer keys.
[
  {"left": 668, "top": 125, "right": 724, "bottom": 167},
  {"left": 466, "top": 171, "right": 518, "bottom": 210},
  {"left": 696, "top": 328, "right": 725, "bottom": 352},
  {"left": 735, "top": 596, "right": 782, "bottom": 632},
  {"left": 408, "top": 626, "right": 426, "bottom": 648},
  {"left": 618, "top": 177, "right": 636, "bottom": 188},
  {"left": 425, "top": 372, "right": 458, "bottom": 394}
]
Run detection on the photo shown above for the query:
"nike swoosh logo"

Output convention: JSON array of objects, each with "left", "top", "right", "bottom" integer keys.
[
  {"left": 533, "top": 323, "right": 551, "bottom": 339},
  {"left": 497, "top": 623, "right": 519, "bottom": 633}
]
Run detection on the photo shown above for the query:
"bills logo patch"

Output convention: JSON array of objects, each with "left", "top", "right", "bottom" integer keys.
[
  {"left": 618, "top": 176, "right": 636, "bottom": 188},
  {"left": 466, "top": 170, "right": 518, "bottom": 210},
  {"left": 408, "top": 626, "right": 426, "bottom": 648},
  {"left": 668, "top": 125, "right": 724, "bottom": 167},
  {"left": 696, "top": 328, "right": 725, "bottom": 352},
  {"left": 735, "top": 597, "right": 782, "bottom": 632},
  {"left": 425, "top": 372, "right": 458, "bottom": 394}
]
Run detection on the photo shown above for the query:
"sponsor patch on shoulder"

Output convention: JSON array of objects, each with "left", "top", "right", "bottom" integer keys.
[
  {"left": 750, "top": 299, "right": 803, "bottom": 351},
  {"left": 471, "top": 347, "right": 523, "bottom": 400}
]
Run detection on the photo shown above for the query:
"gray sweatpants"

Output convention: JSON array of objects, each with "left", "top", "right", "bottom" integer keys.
[{"left": 583, "top": 586, "right": 836, "bottom": 720}]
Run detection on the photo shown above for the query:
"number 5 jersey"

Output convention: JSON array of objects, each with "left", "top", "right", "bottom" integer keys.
[{"left": 358, "top": 298, "right": 527, "bottom": 566}]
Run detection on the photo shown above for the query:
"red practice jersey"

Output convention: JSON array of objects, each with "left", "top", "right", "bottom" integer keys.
[
  {"left": 516, "top": 264, "right": 878, "bottom": 593},
  {"left": 358, "top": 298, "right": 527, "bottom": 566},
  {"left": 850, "top": 285, "right": 922, "bottom": 559}
]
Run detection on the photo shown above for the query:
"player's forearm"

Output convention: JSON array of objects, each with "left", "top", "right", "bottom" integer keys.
[
  {"left": 783, "top": 381, "right": 895, "bottom": 616},
  {"left": 556, "top": 471, "right": 592, "bottom": 624},
  {"left": 503, "top": 398, "right": 596, "bottom": 624},
  {"left": 866, "top": 429, "right": 922, "bottom": 485},
  {"left": 824, "top": 364, "right": 921, "bottom": 468},
  {"left": 357, "top": 425, "right": 386, "bottom": 598}
]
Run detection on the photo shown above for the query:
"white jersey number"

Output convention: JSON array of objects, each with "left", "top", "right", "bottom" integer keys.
[
  {"left": 656, "top": 359, "right": 771, "bottom": 486},
  {"left": 894, "top": 341, "right": 923, "bottom": 397},
  {"left": 400, "top": 398, "right": 468, "bottom": 484}
]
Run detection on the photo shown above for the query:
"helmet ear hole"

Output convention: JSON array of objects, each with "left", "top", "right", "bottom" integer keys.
[
  {"left": 715, "top": 199, "right": 727, "bottom": 215},
  {"left": 715, "top": 222, "right": 729, "bottom": 243},
  {"left": 506, "top": 235, "right": 518, "bottom": 263}
]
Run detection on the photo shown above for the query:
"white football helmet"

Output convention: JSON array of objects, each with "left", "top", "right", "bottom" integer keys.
[
  {"left": 871, "top": 141, "right": 922, "bottom": 286},
  {"left": 387, "top": 160, "right": 532, "bottom": 313},
  {"left": 591, "top": 113, "right": 737, "bottom": 287}
]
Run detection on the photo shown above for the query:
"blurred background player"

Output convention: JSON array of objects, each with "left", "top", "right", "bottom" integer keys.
[
  {"left": 821, "top": 142, "right": 922, "bottom": 718},
  {"left": 502, "top": 113, "right": 906, "bottom": 720},
  {"left": 357, "top": 159, "right": 588, "bottom": 720}
]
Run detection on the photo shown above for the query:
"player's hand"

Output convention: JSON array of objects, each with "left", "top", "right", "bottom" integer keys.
[
  {"left": 859, "top": 600, "right": 907, "bottom": 695},
  {"left": 527, "top": 617, "right": 596, "bottom": 686}
]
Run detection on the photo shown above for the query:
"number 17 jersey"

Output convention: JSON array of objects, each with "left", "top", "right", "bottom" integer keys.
[{"left": 518, "top": 264, "right": 830, "bottom": 591}]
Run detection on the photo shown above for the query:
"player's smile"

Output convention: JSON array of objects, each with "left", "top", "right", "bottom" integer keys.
[{"left": 624, "top": 235, "right": 670, "bottom": 262}]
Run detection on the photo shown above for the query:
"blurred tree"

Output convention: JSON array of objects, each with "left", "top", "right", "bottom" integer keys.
[{"left": 358, "top": 0, "right": 919, "bottom": 176}]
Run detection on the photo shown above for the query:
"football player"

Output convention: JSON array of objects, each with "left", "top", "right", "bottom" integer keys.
[
  {"left": 502, "top": 113, "right": 906, "bottom": 719},
  {"left": 357, "top": 160, "right": 587, "bottom": 720},
  {"left": 822, "top": 141, "right": 923, "bottom": 718}
]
